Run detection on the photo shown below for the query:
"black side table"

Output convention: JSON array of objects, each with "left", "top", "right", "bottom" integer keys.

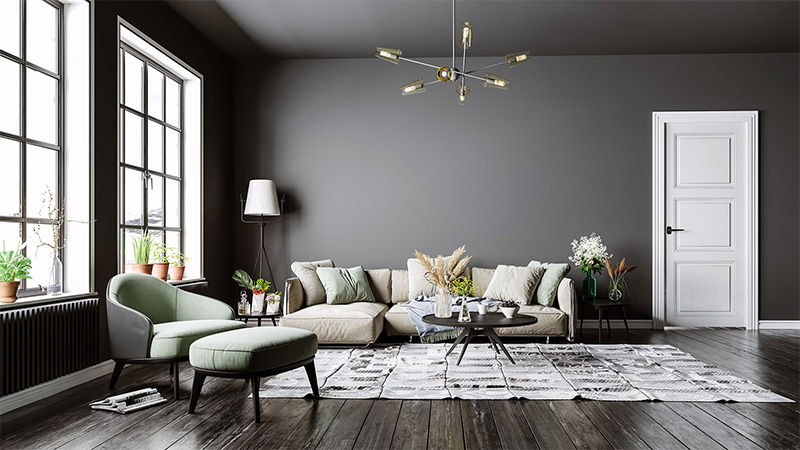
[
  {"left": 579, "top": 298, "right": 633, "bottom": 343},
  {"left": 235, "top": 312, "right": 280, "bottom": 327}
]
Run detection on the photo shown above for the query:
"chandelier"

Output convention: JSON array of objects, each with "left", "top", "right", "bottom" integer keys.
[{"left": 376, "top": 0, "right": 529, "bottom": 103}]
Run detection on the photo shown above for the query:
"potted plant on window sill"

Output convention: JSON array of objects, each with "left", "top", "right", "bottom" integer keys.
[
  {"left": 151, "top": 242, "right": 170, "bottom": 281},
  {"left": 126, "top": 230, "right": 153, "bottom": 275},
  {"left": 0, "top": 241, "right": 33, "bottom": 303},
  {"left": 168, "top": 248, "right": 188, "bottom": 281}
]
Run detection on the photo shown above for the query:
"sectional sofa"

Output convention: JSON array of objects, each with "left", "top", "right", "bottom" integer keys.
[{"left": 281, "top": 266, "right": 576, "bottom": 345}]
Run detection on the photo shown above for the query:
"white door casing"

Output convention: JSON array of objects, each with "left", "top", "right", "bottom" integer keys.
[{"left": 652, "top": 111, "right": 758, "bottom": 329}]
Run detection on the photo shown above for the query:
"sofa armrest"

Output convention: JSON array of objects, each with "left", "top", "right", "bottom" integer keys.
[
  {"left": 106, "top": 299, "right": 153, "bottom": 359},
  {"left": 284, "top": 277, "right": 305, "bottom": 314},
  {"left": 556, "top": 278, "right": 577, "bottom": 342},
  {"left": 176, "top": 289, "right": 235, "bottom": 321}
]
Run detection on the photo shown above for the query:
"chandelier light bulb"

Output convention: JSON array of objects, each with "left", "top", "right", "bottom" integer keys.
[
  {"left": 456, "top": 83, "right": 470, "bottom": 103},
  {"left": 505, "top": 51, "right": 530, "bottom": 68},
  {"left": 484, "top": 73, "right": 510, "bottom": 89},
  {"left": 375, "top": 47, "right": 402, "bottom": 65},
  {"left": 401, "top": 78, "right": 426, "bottom": 96},
  {"left": 458, "top": 21, "right": 472, "bottom": 49}
]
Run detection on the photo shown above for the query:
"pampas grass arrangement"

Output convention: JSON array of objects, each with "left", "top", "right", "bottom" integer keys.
[{"left": 414, "top": 245, "right": 472, "bottom": 293}]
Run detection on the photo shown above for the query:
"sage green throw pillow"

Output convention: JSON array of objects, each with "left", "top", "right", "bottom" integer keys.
[
  {"left": 528, "top": 260, "right": 571, "bottom": 307},
  {"left": 316, "top": 266, "right": 376, "bottom": 305}
]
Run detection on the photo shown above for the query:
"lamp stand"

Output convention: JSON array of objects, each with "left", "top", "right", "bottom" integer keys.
[{"left": 240, "top": 194, "right": 286, "bottom": 285}]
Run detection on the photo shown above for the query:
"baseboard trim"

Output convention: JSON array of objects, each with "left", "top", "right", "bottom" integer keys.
[
  {"left": 758, "top": 320, "right": 800, "bottom": 330},
  {"left": 0, "top": 359, "right": 115, "bottom": 415},
  {"left": 579, "top": 319, "right": 653, "bottom": 329}
]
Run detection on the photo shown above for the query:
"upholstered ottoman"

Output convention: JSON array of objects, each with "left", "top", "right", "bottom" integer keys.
[{"left": 188, "top": 327, "right": 318, "bottom": 422}]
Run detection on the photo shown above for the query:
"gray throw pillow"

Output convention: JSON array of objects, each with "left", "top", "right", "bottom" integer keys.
[
  {"left": 528, "top": 260, "right": 571, "bottom": 307},
  {"left": 316, "top": 266, "right": 376, "bottom": 305},
  {"left": 482, "top": 264, "right": 545, "bottom": 306},
  {"left": 290, "top": 259, "right": 334, "bottom": 306}
]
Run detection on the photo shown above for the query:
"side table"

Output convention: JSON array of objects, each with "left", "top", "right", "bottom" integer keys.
[
  {"left": 235, "top": 312, "right": 280, "bottom": 327},
  {"left": 579, "top": 298, "right": 633, "bottom": 343}
]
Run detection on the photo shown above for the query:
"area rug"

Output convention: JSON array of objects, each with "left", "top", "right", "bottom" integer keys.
[{"left": 256, "top": 344, "right": 792, "bottom": 402}]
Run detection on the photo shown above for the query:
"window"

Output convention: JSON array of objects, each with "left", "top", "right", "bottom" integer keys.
[
  {"left": 0, "top": 0, "right": 64, "bottom": 292},
  {"left": 119, "top": 45, "right": 184, "bottom": 267},
  {"left": 118, "top": 21, "right": 203, "bottom": 279}
]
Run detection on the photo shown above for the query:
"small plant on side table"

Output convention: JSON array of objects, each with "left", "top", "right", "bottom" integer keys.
[
  {"left": 0, "top": 241, "right": 33, "bottom": 303},
  {"left": 232, "top": 269, "right": 273, "bottom": 314},
  {"left": 604, "top": 258, "right": 637, "bottom": 301}
]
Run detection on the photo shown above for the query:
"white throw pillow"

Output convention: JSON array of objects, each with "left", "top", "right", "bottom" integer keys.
[
  {"left": 482, "top": 264, "right": 545, "bottom": 306},
  {"left": 407, "top": 257, "right": 451, "bottom": 299},
  {"left": 290, "top": 259, "right": 334, "bottom": 306}
]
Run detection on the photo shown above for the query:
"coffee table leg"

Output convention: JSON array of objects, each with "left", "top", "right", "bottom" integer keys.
[
  {"left": 486, "top": 328, "right": 515, "bottom": 364},
  {"left": 445, "top": 328, "right": 470, "bottom": 358},
  {"left": 456, "top": 331, "right": 475, "bottom": 366}
]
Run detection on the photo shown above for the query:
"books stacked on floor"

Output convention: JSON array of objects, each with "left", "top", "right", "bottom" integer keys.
[{"left": 89, "top": 388, "right": 167, "bottom": 414}]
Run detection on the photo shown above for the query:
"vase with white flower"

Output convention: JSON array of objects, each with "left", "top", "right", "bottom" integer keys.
[
  {"left": 414, "top": 246, "right": 471, "bottom": 318},
  {"left": 568, "top": 233, "right": 612, "bottom": 300},
  {"left": 605, "top": 258, "right": 637, "bottom": 301}
]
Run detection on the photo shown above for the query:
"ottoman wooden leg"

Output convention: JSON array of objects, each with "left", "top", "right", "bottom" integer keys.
[
  {"left": 304, "top": 361, "right": 319, "bottom": 398},
  {"left": 250, "top": 376, "right": 261, "bottom": 423},
  {"left": 188, "top": 372, "right": 206, "bottom": 414}
]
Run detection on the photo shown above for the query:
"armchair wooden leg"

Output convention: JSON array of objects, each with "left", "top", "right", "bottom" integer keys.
[
  {"left": 304, "top": 361, "right": 319, "bottom": 398},
  {"left": 172, "top": 362, "right": 180, "bottom": 400},
  {"left": 109, "top": 362, "right": 125, "bottom": 390},
  {"left": 250, "top": 376, "right": 261, "bottom": 423},
  {"left": 188, "top": 372, "right": 206, "bottom": 414}
]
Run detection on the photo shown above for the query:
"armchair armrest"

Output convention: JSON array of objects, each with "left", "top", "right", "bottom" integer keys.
[
  {"left": 556, "top": 278, "right": 577, "bottom": 342},
  {"left": 106, "top": 299, "right": 153, "bottom": 359},
  {"left": 284, "top": 277, "right": 305, "bottom": 315},
  {"left": 176, "top": 289, "right": 235, "bottom": 321}
]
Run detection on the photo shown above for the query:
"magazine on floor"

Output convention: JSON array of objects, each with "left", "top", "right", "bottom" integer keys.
[{"left": 89, "top": 388, "right": 167, "bottom": 414}]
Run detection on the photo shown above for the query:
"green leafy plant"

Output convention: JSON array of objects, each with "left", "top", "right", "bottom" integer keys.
[
  {"left": 169, "top": 248, "right": 189, "bottom": 267},
  {"left": 0, "top": 241, "right": 33, "bottom": 282},
  {"left": 252, "top": 278, "right": 270, "bottom": 295},
  {"left": 151, "top": 242, "right": 169, "bottom": 263},
  {"left": 232, "top": 269, "right": 271, "bottom": 294},
  {"left": 130, "top": 230, "right": 153, "bottom": 265}
]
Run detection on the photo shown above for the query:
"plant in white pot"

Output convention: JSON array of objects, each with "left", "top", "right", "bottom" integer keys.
[
  {"left": 499, "top": 301, "right": 519, "bottom": 319},
  {"left": 127, "top": 230, "right": 153, "bottom": 274},
  {"left": 264, "top": 291, "right": 282, "bottom": 315},
  {"left": 168, "top": 248, "right": 188, "bottom": 281},
  {"left": 0, "top": 241, "right": 33, "bottom": 303},
  {"left": 232, "top": 269, "right": 272, "bottom": 314}
]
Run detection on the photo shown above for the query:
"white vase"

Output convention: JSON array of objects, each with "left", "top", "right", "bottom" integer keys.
[
  {"left": 434, "top": 287, "right": 453, "bottom": 318},
  {"left": 266, "top": 301, "right": 280, "bottom": 315},
  {"left": 500, "top": 306, "right": 518, "bottom": 318},
  {"left": 252, "top": 292, "right": 265, "bottom": 314}
]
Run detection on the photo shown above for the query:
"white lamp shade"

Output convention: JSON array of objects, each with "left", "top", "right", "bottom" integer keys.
[{"left": 244, "top": 179, "right": 281, "bottom": 216}]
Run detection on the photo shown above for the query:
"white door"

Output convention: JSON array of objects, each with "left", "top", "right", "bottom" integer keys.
[{"left": 653, "top": 112, "right": 758, "bottom": 329}]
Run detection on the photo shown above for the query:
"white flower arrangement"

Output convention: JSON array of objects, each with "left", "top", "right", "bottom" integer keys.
[{"left": 568, "top": 233, "right": 612, "bottom": 276}]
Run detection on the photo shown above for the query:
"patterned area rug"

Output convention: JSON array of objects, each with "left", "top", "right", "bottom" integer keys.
[{"left": 257, "top": 344, "right": 792, "bottom": 402}]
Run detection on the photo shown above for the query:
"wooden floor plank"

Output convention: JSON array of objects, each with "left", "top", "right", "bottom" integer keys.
[
  {"left": 518, "top": 400, "right": 577, "bottom": 450},
  {"left": 428, "top": 399, "right": 464, "bottom": 450},
  {"left": 489, "top": 400, "right": 540, "bottom": 450},
  {"left": 694, "top": 402, "right": 800, "bottom": 450},
  {"left": 239, "top": 398, "right": 318, "bottom": 449},
  {"left": 727, "top": 402, "right": 800, "bottom": 441},
  {"left": 604, "top": 402, "right": 689, "bottom": 450},
  {"left": 277, "top": 399, "right": 345, "bottom": 450},
  {"left": 629, "top": 402, "right": 724, "bottom": 450},
  {"left": 390, "top": 400, "right": 431, "bottom": 450},
  {"left": 549, "top": 401, "right": 613, "bottom": 450},
  {"left": 576, "top": 401, "right": 649, "bottom": 450},
  {"left": 460, "top": 400, "right": 502, "bottom": 450},
  {"left": 665, "top": 402, "right": 761, "bottom": 450},
  {"left": 352, "top": 400, "right": 403, "bottom": 450},
  {"left": 314, "top": 399, "right": 373, "bottom": 450}
]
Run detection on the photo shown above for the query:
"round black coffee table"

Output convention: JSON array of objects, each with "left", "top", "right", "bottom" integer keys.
[{"left": 422, "top": 313, "right": 538, "bottom": 365}]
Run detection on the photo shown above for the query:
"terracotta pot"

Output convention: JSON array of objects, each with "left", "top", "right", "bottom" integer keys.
[
  {"left": 126, "top": 264, "right": 154, "bottom": 275},
  {"left": 0, "top": 281, "right": 20, "bottom": 303},
  {"left": 169, "top": 265, "right": 185, "bottom": 281},
  {"left": 152, "top": 262, "right": 169, "bottom": 281}
]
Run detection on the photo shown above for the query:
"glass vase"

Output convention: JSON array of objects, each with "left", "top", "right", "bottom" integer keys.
[
  {"left": 582, "top": 271, "right": 596, "bottom": 300},
  {"left": 609, "top": 280, "right": 623, "bottom": 301},
  {"left": 457, "top": 297, "right": 471, "bottom": 323},
  {"left": 434, "top": 287, "right": 453, "bottom": 318},
  {"left": 47, "top": 251, "right": 63, "bottom": 296}
]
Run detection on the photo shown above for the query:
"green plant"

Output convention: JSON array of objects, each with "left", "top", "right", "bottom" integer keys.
[
  {"left": 151, "top": 242, "right": 169, "bottom": 263},
  {"left": 450, "top": 276, "right": 477, "bottom": 297},
  {"left": 0, "top": 241, "right": 33, "bottom": 282},
  {"left": 130, "top": 230, "right": 153, "bottom": 265},
  {"left": 169, "top": 248, "right": 189, "bottom": 267},
  {"left": 232, "top": 269, "right": 271, "bottom": 294}
]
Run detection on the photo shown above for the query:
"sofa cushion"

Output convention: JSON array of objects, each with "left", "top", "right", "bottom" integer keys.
[
  {"left": 291, "top": 259, "right": 334, "bottom": 306},
  {"left": 317, "top": 266, "right": 376, "bottom": 305},
  {"left": 495, "top": 305, "right": 567, "bottom": 336},
  {"left": 189, "top": 327, "right": 317, "bottom": 373},
  {"left": 150, "top": 319, "right": 246, "bottom": 358},
  {"left": 483, "top": 265, "right": 545, "bottom": 306},
  {"left": 528, "top": 260, "right": 571, "bottom": 307},
  {"left": 280, "top": 302, "right": 388, "bottom": 345},
  {"left": 384, "top": 304, "right": 418, "bottom": 335},
  {"left": 366, "top": 269, "right": 392, "bottom": 304},
  {"left": 391, "top": 269, "right": 409, "bottom": 303}
]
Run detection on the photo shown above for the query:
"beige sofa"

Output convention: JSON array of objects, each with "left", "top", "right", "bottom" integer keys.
[{"left": 281, "top": 267, "right": 576, "bottom": 345}]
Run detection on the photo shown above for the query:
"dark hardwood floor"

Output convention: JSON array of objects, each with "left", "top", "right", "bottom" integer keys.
[{"left": 1, "top": 328, "right": 798, "bottom": 449}]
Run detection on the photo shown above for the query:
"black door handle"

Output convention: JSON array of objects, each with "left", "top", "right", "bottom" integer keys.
[{"left": 666, "top": 226, "right": 685, "bottom": 235}]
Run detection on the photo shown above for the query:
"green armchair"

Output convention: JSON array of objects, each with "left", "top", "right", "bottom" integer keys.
[{"left": 106, "top": 273, "right": 246, "bottom": 399}]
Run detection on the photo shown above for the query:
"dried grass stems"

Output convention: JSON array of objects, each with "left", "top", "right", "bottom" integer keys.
[
  {"left": 605, "top": 257, "right": 638, "bottom": 291},
  {"left": 414, "top": 245, "right": 472, "bottom": 293},
  {"left": 32, "top": 186, "right": 92, "bottom": 257}
]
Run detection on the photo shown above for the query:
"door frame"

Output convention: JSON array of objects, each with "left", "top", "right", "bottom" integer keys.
[{"left": 652, "top": 111, "right": 759, "bottom": 330}]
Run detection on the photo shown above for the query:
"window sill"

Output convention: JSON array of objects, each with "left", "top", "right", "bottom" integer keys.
[{"left": 0, "top": 292, "right": 99, "bottom": 311}]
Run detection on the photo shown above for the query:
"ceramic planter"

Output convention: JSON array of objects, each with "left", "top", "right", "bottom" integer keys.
[
  {"left": 168, "top": 265, "right": 185, "bottom": 281},
  {"left": 252, "top": 292, "right": 265, "bottom": 314},
  {"left": 126, "top": 264, "right": 154, "bottom": 275},
  {"left": 0, "top": 281, "right": 20, "bottom": 303},
  {"left": 152, "top": 262, "right": 169, "bottom": 281}
]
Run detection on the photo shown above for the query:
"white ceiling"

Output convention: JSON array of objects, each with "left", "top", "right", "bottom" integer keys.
[{"left": 167, "top": 0, "right": 800, "bottom": 60}]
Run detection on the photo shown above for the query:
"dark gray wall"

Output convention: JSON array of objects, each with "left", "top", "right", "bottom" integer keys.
[
  {"left": 234, "top": 53, "right": 799, "bottom": 321},
  {"left": 95, "top": 0, "right": 236, "bottom": 358}
]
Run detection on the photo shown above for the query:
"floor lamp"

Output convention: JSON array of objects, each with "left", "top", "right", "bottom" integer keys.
[{"left": 240, "top": 179, "right": 285, "bottom": 285}]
